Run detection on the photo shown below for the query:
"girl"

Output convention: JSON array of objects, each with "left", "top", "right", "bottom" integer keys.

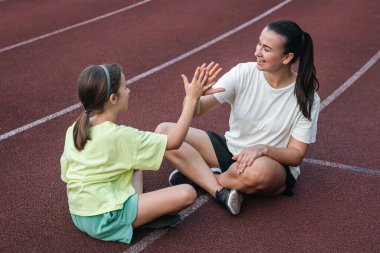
[
  {"left": 157, "top": 20, "right": 321, "bottom": 215},
  {"left": 60, "top": 63, "right": 213, "bottom": 244}
]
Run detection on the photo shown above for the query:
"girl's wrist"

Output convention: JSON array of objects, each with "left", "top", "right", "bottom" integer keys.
[{"left": 184, "top": 95, "right": 199, "bottom": 104}]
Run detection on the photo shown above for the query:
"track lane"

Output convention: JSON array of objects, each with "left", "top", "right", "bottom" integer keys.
[
  {"left": 309, "top": 60, "right": 380, "bottom": 169},
  {"left": 0, "top": 0, "right": 281, "bottom": 134},
  {"left": 0, "top": 0, "right": 379, "bottom": 252},
  {"left": 0, "top": 0, "right": 146, "bottom": 48},
  {"left": 122, "top": 2, "right": 378, "bottom": 252},
  {"left": 142, "top": 165, "right": 380, "bottom": 253},
  {"left": 0, "top": 1, "right": 286, "bottom": 252}
]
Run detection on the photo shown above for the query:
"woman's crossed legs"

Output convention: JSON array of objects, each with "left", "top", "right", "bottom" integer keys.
[{"left": 155, "top": 123, "right": 289, "bottom": 214}]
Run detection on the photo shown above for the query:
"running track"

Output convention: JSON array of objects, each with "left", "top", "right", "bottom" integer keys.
[{"left": 0, "top": 0, "right": 379, "bottom": 252}]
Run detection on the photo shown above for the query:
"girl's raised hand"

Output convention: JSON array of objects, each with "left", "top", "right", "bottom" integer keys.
[{"left": 182, "top": 67, "right": 209, "bottom": 100}]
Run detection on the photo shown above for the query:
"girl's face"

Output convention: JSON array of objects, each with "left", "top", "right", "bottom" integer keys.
[
  {"left": 116, "top": 73, "right": 130, "bottom": 113},
  {"left": 254, "top": 27, "right": 290, "bottom": 72}
]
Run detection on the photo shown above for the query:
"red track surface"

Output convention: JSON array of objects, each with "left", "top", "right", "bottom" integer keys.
[{"left": 0, "top": 0, "right": 379, "bottom": 252}]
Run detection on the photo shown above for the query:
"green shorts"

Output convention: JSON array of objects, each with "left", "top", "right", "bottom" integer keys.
[{"left": 70, "top": 194, "right": 138, "bottom": 244}]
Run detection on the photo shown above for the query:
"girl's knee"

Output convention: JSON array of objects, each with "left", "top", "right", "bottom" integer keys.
[
  {"left": 155, "top": 122, "right": 175, "bottom": 134},
  {"left": 178, "top": 184, "right": 197, "bottom": 205}
]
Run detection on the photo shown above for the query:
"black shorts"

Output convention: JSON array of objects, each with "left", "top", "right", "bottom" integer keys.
[{"left": 206, "top": 131, "right": 296, "bottom": 196}]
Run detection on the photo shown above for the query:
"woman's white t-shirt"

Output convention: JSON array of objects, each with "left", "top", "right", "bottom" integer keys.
[{"left": 213, "top": 62, "right": 320, "bottom": 179}]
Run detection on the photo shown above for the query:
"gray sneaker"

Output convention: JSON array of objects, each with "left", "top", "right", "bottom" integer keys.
[
  {"left": 168, "top": 167, "right": 222, "bottom": 186},
  {"left": 215, "top": 188, "right": 243, "bottom": 215}
]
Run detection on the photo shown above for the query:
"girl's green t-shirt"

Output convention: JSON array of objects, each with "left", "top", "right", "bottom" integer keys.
[{"left": 61, "top": 121, "right": 167, "bottom": 216}]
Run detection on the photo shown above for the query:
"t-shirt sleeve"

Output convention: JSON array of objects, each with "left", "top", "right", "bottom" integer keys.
[
  {"left": 213, "top": 64, "right": 241, "bottom": 104},
  {"left": 134, "top": 131, "right": 168, "bottom": 171},
  {"left": 291, "top": 93, "right": 320, "bottom": 144}
]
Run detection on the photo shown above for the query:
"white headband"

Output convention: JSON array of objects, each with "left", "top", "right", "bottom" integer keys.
[{"left": 99, "top": 65, "right": 111, "bottom": 99}]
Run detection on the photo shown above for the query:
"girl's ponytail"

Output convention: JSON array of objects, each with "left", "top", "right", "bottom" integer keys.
[
  {"left": 73, "top": 111, "right": 91, "bottom": 150},
  {"left": 73, "top": 64, "right": 122, "bottom": 151}
]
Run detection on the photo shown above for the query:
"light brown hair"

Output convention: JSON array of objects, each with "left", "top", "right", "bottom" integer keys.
[{"left": 73, "top": 64, "right": 122, "bottom": 150}]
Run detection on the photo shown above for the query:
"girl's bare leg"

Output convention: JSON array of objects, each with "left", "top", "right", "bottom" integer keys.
[{"left": 132, "top": 184, "right": 196, "bottom": 228}]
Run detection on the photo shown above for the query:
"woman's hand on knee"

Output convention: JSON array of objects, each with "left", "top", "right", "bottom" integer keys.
[{"left": 232, "top": 145, "right": 268, "bottom": 174}]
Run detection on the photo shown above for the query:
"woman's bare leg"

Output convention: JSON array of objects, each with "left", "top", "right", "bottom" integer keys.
[
  {"left": 132, "top": 184, "right": 196, "bottom": 228},
  {"left": 217, "top": 156, "right": 287, "bottom": 196}
]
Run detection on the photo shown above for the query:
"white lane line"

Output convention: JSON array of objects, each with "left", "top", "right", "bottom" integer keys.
[
  {"left": 124, "top": 195, "right": 210, "bottom": 253},
  {"left": 320, "top": 50, "right": 380, "bottom": 111},
  {"left": 127, "top": 157, "right": 380, "bottom": 252},
  {"left": 0, "top": 0, "right": 293, "bottom": 141},
  {"left": 2, "top": 47, "right": 379, "bottom": 143},
  {"left": 0, "top": 103, "right": 81, "bottom": 141},
  {"left": 304, "top": 158, "right": 380, "bottom": 175},
  {"left": 126, "top": 0, "right": 293, "bottom": 85},
  {"left": 127, "top": 230, "right": 169, "bottom": 253},
  {"left": 0, "top": 0, "right": 151, "bottom": 54}
]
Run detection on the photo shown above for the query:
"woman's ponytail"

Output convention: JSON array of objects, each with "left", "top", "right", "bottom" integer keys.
[
  {"left": 267, "top": 20, "right": 319, "bottom": 120},
  {"left": 295, "top": 31, "right": 319, "bottom": 120}
]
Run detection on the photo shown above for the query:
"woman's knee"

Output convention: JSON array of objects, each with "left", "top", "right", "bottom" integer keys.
[
  {"left": 241, "top": 158, "right": 273, "bottom": 189},
  {"left": 240, "top": 170, "right": 264, "bottom": 192},
  {"left": 155, "top": 122, "right": 175, "bottom": 134}
]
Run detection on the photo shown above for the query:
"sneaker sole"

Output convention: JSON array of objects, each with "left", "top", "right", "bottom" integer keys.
[
  {"left": 168, "top": 169, "right": 179, "bottom": 186},
  {"left": 227, "top": 189, "right": 242, "bottom": 215},
  {"left": 210, "top": 167, "right": 222, "bottom": 174}
]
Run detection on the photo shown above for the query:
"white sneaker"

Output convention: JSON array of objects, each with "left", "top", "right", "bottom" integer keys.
[{"left": 216, "top": 188, "right": 244, "bottom": 215}]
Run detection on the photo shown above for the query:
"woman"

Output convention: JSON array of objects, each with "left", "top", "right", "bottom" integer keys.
[{"left": 156, "top": 20, "right": 320, "bottom": 215}]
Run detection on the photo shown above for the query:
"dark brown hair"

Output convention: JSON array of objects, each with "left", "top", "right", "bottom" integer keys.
[
  {"left": 267, "top": 20, "right": 319, "bottom": 120},
  {"left": 73, "top": 64, "right": 122, "bottom": 150}
]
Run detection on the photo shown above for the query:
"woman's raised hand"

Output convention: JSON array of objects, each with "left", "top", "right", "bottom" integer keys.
[{"left": 200, "top": 62, "right": 225, "bottom": 95}]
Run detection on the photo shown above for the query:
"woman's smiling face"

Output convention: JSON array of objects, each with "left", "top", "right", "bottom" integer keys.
[{"left": 254, "top": 27, "right": 290, "bottom": 72}]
